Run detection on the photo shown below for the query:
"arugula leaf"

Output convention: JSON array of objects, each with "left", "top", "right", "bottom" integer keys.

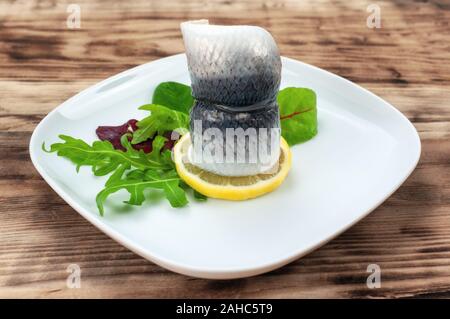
[
  {"left": 44, "top": 129, "right": 204, "bottom": 215},
  {"left": 131, "top": 104, "right": 189, "bottom": 144},
  {"left": 120, "top": 134, "right": 174, "bottom": 170},
  {"left": 152, "top": 81, "right": 194, "bottom": 114},
  {"left": 127, "top": 169, "right": 188, "bottom": 207},
  {"left": 96, "top": 168, "right": 188, "bottom": 215},
  {"left": 94, "top": 134, "right": 188, "bottom": 214},
  {"left": 42, "top": 135, "right": 172, "bottom": 172},
  {"left": 277, "top": 87, "right": 318, "bottom": 146},
  {"left": 96, "top": 173, "right": 186, "bottom": 215},
  {"left": 122, "top": 133, "right": 174, "bottom": 169},
  {"left": 105, "top": 163, "right": 130, "bottom": 186},
  {"left": 144, "top": 170, "right": 188, "bottom": 207}
]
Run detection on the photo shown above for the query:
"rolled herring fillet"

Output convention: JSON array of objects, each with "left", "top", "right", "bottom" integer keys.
[{"left": 181, "top": 20, "right": 281, "bottom": 176}]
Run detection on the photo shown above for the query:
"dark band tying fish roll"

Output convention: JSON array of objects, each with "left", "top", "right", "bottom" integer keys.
[{"left": 181, "top": 20, "right": 282, "bottom": 176}]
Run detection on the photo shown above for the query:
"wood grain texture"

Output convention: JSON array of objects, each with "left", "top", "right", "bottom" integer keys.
[{"left": 0, "top": 0, "right": 449, "bottom": 298}]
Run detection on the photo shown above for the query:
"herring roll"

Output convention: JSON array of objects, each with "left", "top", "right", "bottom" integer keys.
[{"left": 181, "top": 20, "right": 282, "bottom": 176}]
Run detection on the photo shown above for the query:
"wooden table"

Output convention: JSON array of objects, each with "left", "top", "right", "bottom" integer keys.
[{"left": 0, "top": 0, "right": 449, "bottom": 298}]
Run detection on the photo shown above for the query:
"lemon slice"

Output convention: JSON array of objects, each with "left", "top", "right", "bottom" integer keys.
[{"left": 173, "top": 133, "right": 292, "bottom": 201}]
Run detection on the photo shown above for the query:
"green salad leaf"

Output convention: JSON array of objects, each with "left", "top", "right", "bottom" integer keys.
[
  {"left": 105, "top": 163, "right": 130, "bottom": 186},
  {"left": 42, "top": 134, "right": 171, "bottom": 173},
  {"left": 44, "top": 133, "right": 192, "bottom": 216},
  {"left": 278, "top": 87, "right": 318, "bottom": 146},
  {"left": 131, "top": 104, "right": 189, "bottom": 144},
  {"left": 96, "top": 169, "right": 187, "bottom": 216},
  {"left": 152, "top": 81, "right": 194, "bottom": 114}
]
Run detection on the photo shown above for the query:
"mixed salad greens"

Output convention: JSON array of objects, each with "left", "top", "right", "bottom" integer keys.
[{"left": 43, "top": 82, "right": 318, "bottom": 215}]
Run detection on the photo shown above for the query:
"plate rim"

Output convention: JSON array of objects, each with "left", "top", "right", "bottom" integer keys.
[{"left": 29, "top": 53, "right": 421, "bottom": 279}]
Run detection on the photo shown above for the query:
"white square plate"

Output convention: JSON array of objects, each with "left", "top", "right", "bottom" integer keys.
[{"left": 30, "top": 54, "right": 420, "bottom": 279}]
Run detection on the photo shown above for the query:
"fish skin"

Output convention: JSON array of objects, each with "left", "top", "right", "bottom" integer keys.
[{"left": 181, "top": 21, "right": 281, "bottom": 107}]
